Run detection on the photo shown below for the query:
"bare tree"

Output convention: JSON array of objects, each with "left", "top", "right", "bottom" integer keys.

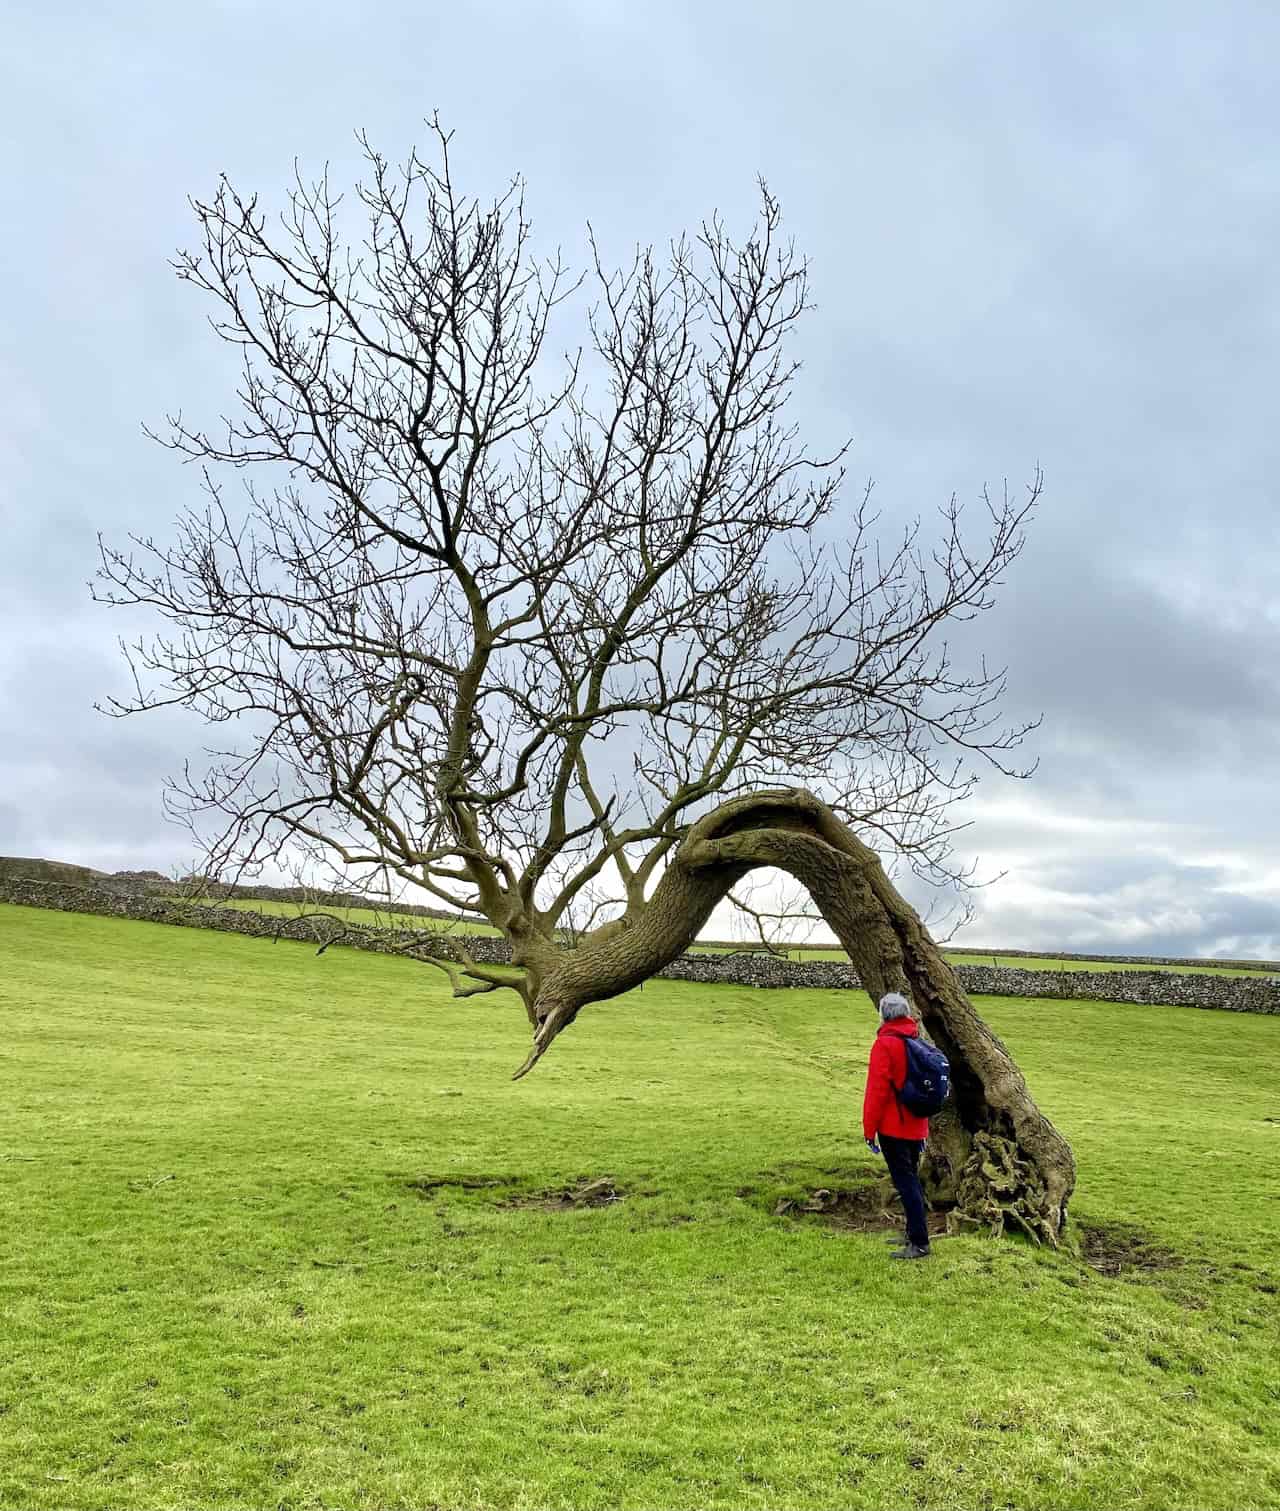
[{"left": 97, "top": 125, "right": 1074, "bottom": 1241}]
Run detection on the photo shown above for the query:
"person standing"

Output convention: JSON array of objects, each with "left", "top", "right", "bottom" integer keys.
[{"left": 862, "top": 991, "right": 932, "bottom": 1259}]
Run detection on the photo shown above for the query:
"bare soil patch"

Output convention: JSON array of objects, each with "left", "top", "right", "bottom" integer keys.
[
  {"left": 407, "top": 1173, "right": 523, "bottom": 1197},
  {"left": 407, "top": 1173, "right": 625, "bottom": 1210},
  {"left": 771, "top": 1182, "right": 949, "bottom": 1238},
  {"left": 500, "top": 1176, "right": 624, "bottom": 1211},
  {"left": 1078, "top": 1221, "right": 1183, "bottom": 1277}
]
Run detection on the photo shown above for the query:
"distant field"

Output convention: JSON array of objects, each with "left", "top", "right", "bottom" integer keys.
[
  {"left": 214, "top": 896, "right": 498, "bottom": 935},
  {"left": 943, "top": 952, "right": 1271, "bottom": 978},
  {"left": 2, "top": 900, "right": 1278, "bottom": 1510},
  {"left": 206, "top": 899, "right": 1270, "bottom": 977},
  {"left": 690, "top": 942, "right": 1269, "bottom": 977}
]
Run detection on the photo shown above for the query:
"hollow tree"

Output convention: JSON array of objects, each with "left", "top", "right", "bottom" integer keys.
[{"left": 98, "top": 124, "right": 1075, "bottom": 1241}]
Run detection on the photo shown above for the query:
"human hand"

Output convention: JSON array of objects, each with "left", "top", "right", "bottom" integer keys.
[{"left": 866, "top": 1138, "right": 880, "bottom": 1156}]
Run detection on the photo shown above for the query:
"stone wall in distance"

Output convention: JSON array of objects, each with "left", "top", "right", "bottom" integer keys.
[{"left": 4, "top": 876, "right": 1279, "bottom": 1016}]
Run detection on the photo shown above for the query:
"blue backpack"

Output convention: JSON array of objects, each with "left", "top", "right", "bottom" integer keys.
[{"left": 896, "top": 1035, "right": 951, "bottom": 1117}]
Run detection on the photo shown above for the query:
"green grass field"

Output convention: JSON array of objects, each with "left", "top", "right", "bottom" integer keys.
[{"left": 3, "top": 902, "right": 1278, "bottom": 1510}]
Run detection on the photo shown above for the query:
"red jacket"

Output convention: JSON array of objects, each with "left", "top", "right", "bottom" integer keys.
[{"left": 862, "top": 1016, "right": 930, "bottom": 1141}]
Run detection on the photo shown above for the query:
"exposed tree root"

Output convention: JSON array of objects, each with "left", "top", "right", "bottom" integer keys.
[{"left": 948, "top": 1131, "right": 1066, "bottom": 1244}]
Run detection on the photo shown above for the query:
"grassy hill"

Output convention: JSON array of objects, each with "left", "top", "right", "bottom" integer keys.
[
  {"left": 2, "top": 901, "right": 1278, "bottom": 1509},
  {"left": 0, "top": 855, "right": 108, "bottom": 887}
]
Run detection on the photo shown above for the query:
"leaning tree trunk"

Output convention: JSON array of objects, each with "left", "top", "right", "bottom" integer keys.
[{"left": 515, "top": 788, "right": 1075, "bottom": 1244}]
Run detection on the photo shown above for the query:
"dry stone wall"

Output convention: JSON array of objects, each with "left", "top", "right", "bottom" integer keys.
[
  {"left": 658, "top": 949, "right": 1280, "bottom": 1014},
  {"left": 0, "top": 879, "right": 504, "bottom": 961},
  {"left": 3, "top": 877, "right": 1279, "bottom": 1016},
  {"left": 115, "top": 875, "right": 455, "bottom": 921}
]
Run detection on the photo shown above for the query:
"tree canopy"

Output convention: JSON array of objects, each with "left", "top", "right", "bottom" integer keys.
[
  {"left": 98, "top": 126, "right": 1072, "bottom": 1240},
  {"left": 100, "top": 125, "right": 1038, "bottom": 959}
]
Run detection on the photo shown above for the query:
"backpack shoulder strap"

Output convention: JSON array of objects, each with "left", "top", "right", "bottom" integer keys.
[{"left": 892, "top": 1033, "right": 914, "bottom": 1094}]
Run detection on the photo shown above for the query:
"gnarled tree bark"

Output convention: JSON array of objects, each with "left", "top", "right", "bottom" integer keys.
[{"left": 515, "top": 788, "right": 1075, "bottom": 1245}]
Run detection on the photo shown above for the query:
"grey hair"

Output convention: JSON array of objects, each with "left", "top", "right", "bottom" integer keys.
[{"left": 878, "top": 992, "right": 912, "bottom": 1021}]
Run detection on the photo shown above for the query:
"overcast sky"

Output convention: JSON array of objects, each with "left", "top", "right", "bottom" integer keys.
[{"left": 2, "top": 1, "right": 1277, "bottom": 958}]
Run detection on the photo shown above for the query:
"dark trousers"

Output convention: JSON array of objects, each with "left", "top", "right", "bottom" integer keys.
[{"left": 880, "top": 1134, "right": 929, "bottom": 1249}]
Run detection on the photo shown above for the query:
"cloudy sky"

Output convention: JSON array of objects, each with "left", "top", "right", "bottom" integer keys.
[{"left": 2, "top": 1, "right": 1277, "bottom": 958}]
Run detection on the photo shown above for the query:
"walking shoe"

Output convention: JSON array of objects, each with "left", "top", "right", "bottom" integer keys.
[
  {"left": 883, "top": 1233, "right": 907, "bottom": 1244},
  {"left": 889, "top": 1243, "right": 932, "bottom": 1260}
]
